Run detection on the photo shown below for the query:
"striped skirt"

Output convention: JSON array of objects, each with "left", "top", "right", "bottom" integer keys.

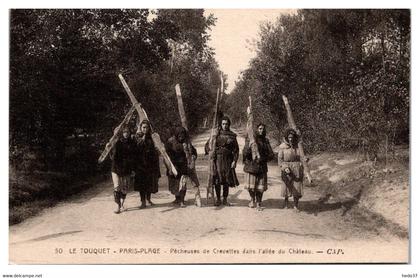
[{"left": 244, "top": 172, "right": 268, "bottom": 192}]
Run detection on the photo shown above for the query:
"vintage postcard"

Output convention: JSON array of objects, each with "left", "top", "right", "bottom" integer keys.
[{"left": 8, "top": 9, "right": 410, "bottom": 264}]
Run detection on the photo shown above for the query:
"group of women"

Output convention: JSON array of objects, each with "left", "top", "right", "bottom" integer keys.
[{"left": 110, "top": 116, "right": 304, "bottom": 214}]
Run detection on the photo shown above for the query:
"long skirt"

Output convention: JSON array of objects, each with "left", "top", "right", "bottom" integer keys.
[
  {"left": 279, "top": 162, "right": 304, "bottom": 198},
  {"left": 111, "top": 172, "right": 131, "bottom": 195},
  {"left": 214, "top": 155, "right": 239, "bottom": 187},
  {"left": 134, "top": 171, "right": 159, "bottom": 193},
  {"left": 244, "top": 172, "right": 268, "bottom": 192}
]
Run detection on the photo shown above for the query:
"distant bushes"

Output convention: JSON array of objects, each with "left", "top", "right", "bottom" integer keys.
[
  {"left": 225, "top": 10, "right": 410, "bottom": 159},
  {"left": 9, "top": 137, "right": 106, "bottom": 224}
]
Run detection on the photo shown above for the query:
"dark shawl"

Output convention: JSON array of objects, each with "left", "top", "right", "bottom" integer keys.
[
  {"left": 110, "top": 137, "right": 136, "bottom": 176},
  {"left": 133, "top": 132, "right": 160, "bottom": 191},
  {"left": 213, "top": 129, "right": 240, "bottom": 187},
  {"left": 165, "top": 127, "right": 197, "bottom": 178},
  {"left": 243, "top": 133, "right": 275, "bottom": 173}
]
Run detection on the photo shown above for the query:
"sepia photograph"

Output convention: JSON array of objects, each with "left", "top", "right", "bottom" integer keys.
[{"left": 8, "top": 8, "right": 410, "bottom": 265}]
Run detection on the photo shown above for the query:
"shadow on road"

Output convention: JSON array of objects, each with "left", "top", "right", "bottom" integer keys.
[
  {"left": 223, "top": 193, "right": 358, "bottom": 216},
  {"left": 11, "top": 230, "right": 83, "bottom": 245}
]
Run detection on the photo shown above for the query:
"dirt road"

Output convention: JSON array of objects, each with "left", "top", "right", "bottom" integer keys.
[{"left": 9, "top": 129, "right": 408, "bottom": 264}]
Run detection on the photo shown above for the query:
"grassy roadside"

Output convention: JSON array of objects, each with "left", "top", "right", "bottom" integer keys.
[
  {"left": 9, "top": 169, "right": 108, "bottom": 225},
  {"left": 309, "top": 149, "right": 409, "bottom": 238},
  {"left": 235, "top": 125, "right": 409, "bottom": 238}
]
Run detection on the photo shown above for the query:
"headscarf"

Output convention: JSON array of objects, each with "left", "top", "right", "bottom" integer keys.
[
  {"left": 136, "top": 120, "right": 153, "bottom": 142},
  {"left": 283, "top": 128, "right": 299, "bottom": 148},
  {"left": 255, "top": 123, "right": 266, "bottom": 139},
  {"left": 220, "top": 116, "right": 231, "bottom": 131},
  {"left": 174, "top": 126, "right": 188, "bottom": 143},
  {"left": 137, "top": 119, "right": 151, "bottom": 135}
]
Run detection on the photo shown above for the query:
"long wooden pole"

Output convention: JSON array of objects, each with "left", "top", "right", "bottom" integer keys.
[
  {"left": 206, "top": 88, "right": 221, "bottom": 204},
  {"left": 246, "top": 96, "right": 260, "bottom": 160},
  {"left": 282, "top": 95, "right": 312, "bottom": 184},
  {"left": 98, "top": 106, "right": 136, "bottom": 163},
  {"left": 174, "top": 83, "right": 194, "bottom": 168},
  {"left": 174, "top": 84, "right": 202, "bottom": 206},
  {"left": 175, "top": 84, "right": 188, "bottom": 130},
  {"left": 220, "top": 73, "right": 224, "bottom": 97},
  {"left": 118, "top": 73, "right": 178, "bottom": 176},
  {"left": 209, "top": 88, "right": 221, "bottom": 150}
]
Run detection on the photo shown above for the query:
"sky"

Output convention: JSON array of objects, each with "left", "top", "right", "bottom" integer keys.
[{"left": 204, "top": 9, "right": 295, "bottom": 94}]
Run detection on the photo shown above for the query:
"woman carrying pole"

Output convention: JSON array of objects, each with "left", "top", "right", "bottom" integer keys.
[
  {"left": 243, "top": 124, "right": 274, "bottom": 210},
  {"left": 278, "top": 128, "right": 304, "bottom": 211},
  {"left": 133, "top": 120, "right": 161, "bottom": 209}
]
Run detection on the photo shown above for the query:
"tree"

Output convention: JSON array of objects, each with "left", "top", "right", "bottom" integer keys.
[
  {"left": 10, "top": 9, "right": 222, "bottom": 172},
  {"left": 226, "top": 9, "right": 410, "bottom": 154}
]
